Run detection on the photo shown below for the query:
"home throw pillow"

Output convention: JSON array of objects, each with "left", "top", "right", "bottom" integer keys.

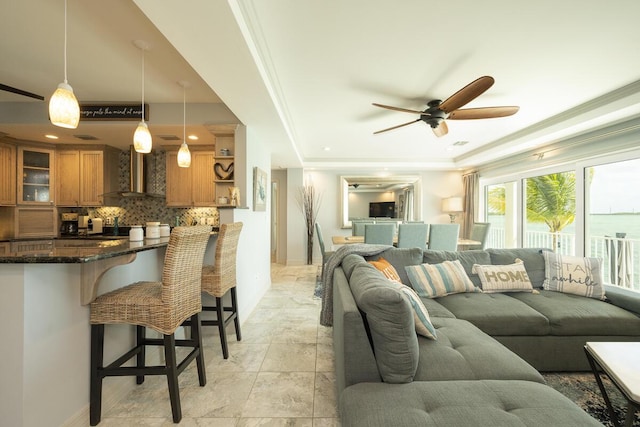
[
  {"left": 405, "top": 260, "right": 480, "bottom": 298},
  {"left": 389, "top": 282, "right": 437, "bottom": 340},
  {"left": 368, "top": 257, "right": 402, "bottom": 282},
  {"left": 542, "top": 252, "right": 606, "bottom": 300},
  {"left": 472, "top": 259, "right": 534, "bottom": 293}
]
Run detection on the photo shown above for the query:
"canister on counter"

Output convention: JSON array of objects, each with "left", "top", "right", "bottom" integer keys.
[
  {"left": 160, "top": 224, "right": 170, "bottom": 237},
  {"left": 129, "top": 225, "right": 143, "bottom": 242},
  {"left": 146, "top": 222, "right": 160, "bottom": 239}
]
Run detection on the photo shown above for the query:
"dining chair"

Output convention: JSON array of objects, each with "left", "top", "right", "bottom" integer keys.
[
  {"left": 428, "top": 223, "right": 460, "bottom": 251},
  {"left": 397, "top": 223, "right": 429, "bottom": 249},
  {"left": 364, "top": 223, "right": 395, "bottom": 245},
  {"left": 89, "top": 225, "right": 212, "bottom": 425},
  {"left": 201, "top": 222, "right": 243, "bottom": 359},
  {"left": 352, "top": 219, "right": 375, "bottom": 236},
  {"left": 467, "top": 222, "right": 491, "bottom": 250},
  {"left": 315, "top": 222, "right": 335, "bottom": 281}
]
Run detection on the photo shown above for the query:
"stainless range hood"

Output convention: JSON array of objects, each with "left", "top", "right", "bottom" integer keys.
[{"left": 102, "top": 146, "right": 164, "bottom": 199}]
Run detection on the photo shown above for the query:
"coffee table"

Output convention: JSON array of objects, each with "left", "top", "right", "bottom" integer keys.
[{"left": 584, "top": 342, "right": 640, "bottom": 427}]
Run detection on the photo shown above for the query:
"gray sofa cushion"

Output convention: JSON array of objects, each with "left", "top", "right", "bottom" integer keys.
[
  {"left": 422, "top": 249, "right": 491, "bottom": 287},
  {"left": 341, "top": 253, "right": 366, "bottom": 280},
  {"left": 486, "top": 248, "right": 549, "bottom": 288},
  {"left": 340, "top": 380, "right": 602, "bottom": 427},
  {"left": 349, "top": 263, "right": 419, "bottom": 383},
  {"left": 415, "top": 317, "right": 545, "bottom": 383},
  {"left": 510, "top": 290, "right": 640, "bottom": 335},
  {"left": 434, "top": 292, "right": 550, "bottom": 336},
  {"left": 366, "top": 247, "right": 423, "bottom": 285},
  {"left": 419, "top": 296, "right": 456, "bottom": 319}
]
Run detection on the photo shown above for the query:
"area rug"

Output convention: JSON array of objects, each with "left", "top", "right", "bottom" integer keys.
[
  {"left": 544, "top": 372, "right": 639, "bottom": 426},
  {"left": 314, "top": 267, "right": 322, "bottom": 299}
]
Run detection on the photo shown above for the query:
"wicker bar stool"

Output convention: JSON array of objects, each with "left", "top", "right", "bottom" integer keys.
[
  {"left": 89, "top": 226, "right": 212, "bottom": 425},
  {"left": 201, "top": 222, "right": 243, "bottom": 359}
]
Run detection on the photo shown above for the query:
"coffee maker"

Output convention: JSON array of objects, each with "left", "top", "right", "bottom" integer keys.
[{"left": 60, "top": 212, "right": 79, "bottom": 236}]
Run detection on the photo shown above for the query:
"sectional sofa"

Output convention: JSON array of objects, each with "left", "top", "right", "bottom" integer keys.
[{"left": 331, "top": 246, "right": 640, "bottom": 426}]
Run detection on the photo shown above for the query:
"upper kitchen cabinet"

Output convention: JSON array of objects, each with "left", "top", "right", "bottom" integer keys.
[
  {"left": 0, "top": 142, "right": 16, "bottom": 205},
  {"left": 56, "top": 145, "right": 119, "bottom": 207},
  {"left": 166, "top": 147, "right": 216, "bottom": 207},
  {"left": 18, "top": 146, "right": 54, "bottom": 205}
]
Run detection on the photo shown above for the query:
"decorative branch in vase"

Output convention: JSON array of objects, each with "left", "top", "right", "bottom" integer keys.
[{"left": 296, "top": 184, "right": 322, "bottom": 265}]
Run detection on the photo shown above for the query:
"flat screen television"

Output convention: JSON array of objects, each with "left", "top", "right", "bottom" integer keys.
[{"left": 369, "top": 201, "right": 396, "bottom": 218}]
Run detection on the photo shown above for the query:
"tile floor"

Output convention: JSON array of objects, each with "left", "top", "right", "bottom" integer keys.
[{"left": 99, "top": 264, "right": 340, "bottom": 426}]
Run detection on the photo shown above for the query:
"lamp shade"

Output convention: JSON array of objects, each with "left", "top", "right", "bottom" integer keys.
[
  {"left": 49, "top": 82, "right": 80, "bottom": 129},
  {"left": 133, "top": 121, "right": 152, "bottom": 153},
  {"left": 177, "top": 141, "right": 191, "bottom": 167},
  {"left": 442, "top": 196, "right": 463, "bottom": 213}
]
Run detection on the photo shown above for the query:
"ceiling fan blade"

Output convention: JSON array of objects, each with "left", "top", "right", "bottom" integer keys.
[
  {"left": 373, "top": 118, "right": 421, "bottom": 134},
  {"left": 448, "top": 106, "right": 520, "bottom": 120},
  {"left": 438, "top": 76, "right": 494, "bottom": 113},
  {"left": 372, "top": 103, "right": 425, "bottom": 115},
  {"left": 0, "top": 83, "right": 45, "bottom": 101},
  {"left": 432, "top": 120, "right": 448, "bottom": 137}
]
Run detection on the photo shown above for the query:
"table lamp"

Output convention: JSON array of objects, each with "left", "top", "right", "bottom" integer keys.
[{"left": 442, "top": 197, "right": 463, "bottom": 223}]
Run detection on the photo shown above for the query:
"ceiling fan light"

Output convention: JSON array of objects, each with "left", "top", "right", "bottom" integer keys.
[
  {"left": 133, "top": 120, "right": 152, "bottom": 153},
  {"left": 177, "top": 141, "right": 191, "bottom": 167},
  {"left": 49, "top": 82, "right": 80, "bottom": 129}
]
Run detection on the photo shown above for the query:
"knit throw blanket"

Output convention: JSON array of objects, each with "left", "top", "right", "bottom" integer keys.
[{"left": 319, "top": 243, "right": 392, "bottom": 326}]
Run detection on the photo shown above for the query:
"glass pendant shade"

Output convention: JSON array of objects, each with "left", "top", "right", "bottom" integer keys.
[
  {"left": 49, "top": 83, "right": 80, "bottom": 129},
  {"left": 133, "top": 120, "right": 152, "bottom": 153},
  {"left": 177, "top": 141, "right": 191, "bottom": 167}
]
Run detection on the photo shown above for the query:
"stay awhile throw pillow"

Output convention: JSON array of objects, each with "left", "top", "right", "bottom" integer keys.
[
  {"left": 405, "top": 260, "right": 480, "bottom": 298},
  {"left": 472, "top": 259, "right": 534, "bottom": 293},
  {"left": 542, "top": 251, "right": 605, "bottom": 300}
]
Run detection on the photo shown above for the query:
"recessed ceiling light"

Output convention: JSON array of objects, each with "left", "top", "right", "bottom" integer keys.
[
  {"left": 323, "top": 146, "right": 330, "bottom": 151},
  {"left": 45, "top": 134, "right": 59, "bottom": 139},
  {"left": 188, "top": 135, "right": 198, "bottom": 141},
  {"left": 453, "top": 140, "right": 469, "bottom": 146}
]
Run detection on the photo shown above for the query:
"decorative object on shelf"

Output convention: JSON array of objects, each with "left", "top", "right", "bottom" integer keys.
[
  {"left": 229, "top": 186, "right": 240, "bottom": 206},
  {"left": 177, "top": 81, "right": 191, "bottom": 167},
  {"left": 49, "top": 0, "right": 80, "bottom": 129},
  {"left": 442, "top": 196, "right": 463, "bottom": 223},
  {"left": 214, "top": 162, "right": 234, "bottom": 180},
  {"left": 217, "top": 196, "right": 228, "bottom": 205},
  {"left": 132, "top": 40, "right": 152, "bottom": 153},
  {"left": 220, "top": 148, "right": 231, "bottom": 156},
  {"left": 296, "top": 182, "right": 322, "bottom": 265},
  {"left": 253, "top": 167, "right": 267, "bottom": 211}
]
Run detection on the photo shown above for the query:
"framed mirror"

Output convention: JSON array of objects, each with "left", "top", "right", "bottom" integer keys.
[{"left": 340, "top": 175, "right": 422, "bottom": 228}]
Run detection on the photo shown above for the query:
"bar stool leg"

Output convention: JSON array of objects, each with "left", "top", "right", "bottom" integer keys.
[
  {"left": 215, "top": 296, "right": 229, "bottom": 359},
  {"left": 192, "top": 313, "right": 207, "bottom": 386},
  {"left": 90, "top": 324, "right": 105, "bottom": 426},
  {"left": 136, "top": 325, "right": 146, "bottom": 384},
  {"left": 164, "top": 333, "right": 182, "bottom": 423},
  {"left": 231, "top": 287, "right": 242, "bottom": 341}
]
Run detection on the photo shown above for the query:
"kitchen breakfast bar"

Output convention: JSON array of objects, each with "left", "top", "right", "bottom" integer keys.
[{"left": 0, "top": 235, "right": 218, "bottom": 427}]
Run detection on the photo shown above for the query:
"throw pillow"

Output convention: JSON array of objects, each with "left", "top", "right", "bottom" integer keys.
[
  {"left": 368, "top": 257, "right": 402, "bottom": 282},
  {"left": 472, "top": 259, "right": 534, "bottom": 293},
  {"left": 542, "top": 252, "right": 606, "bottom": 300},
  {"left": 394, "top": 283, "right": 437, "bottom": 340},
  {"left": 405, "top": 260, "right": 480, "bottom": 298}
]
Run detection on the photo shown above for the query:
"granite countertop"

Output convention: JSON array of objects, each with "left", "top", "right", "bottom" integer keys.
[{"left": 0, "top": 237, "right": 171, "bottom": 264}]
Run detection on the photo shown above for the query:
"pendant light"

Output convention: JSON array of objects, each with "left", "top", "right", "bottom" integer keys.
[
  {"left": 177, "top": 81, "right": 191, "bottom": 168},
  {"left": 49, "top": 0, "right": 80, "bottom": 129},
  {"left": 133, "top": 40, "right": 152, "bottom": 153}
]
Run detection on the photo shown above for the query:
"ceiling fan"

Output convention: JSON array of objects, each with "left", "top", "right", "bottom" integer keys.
[
  {"left": 372, "top": 76, "right": 518, "bottom": 137},
  {"left": 0, "top": 83, "right": 44, "bottom": 100}
]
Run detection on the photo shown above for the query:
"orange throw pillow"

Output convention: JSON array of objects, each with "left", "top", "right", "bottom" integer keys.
[{"left": 368, "top": 257, "right": 402, "bottom": 283}]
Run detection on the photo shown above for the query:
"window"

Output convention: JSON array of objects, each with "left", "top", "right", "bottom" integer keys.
[{"left": 485, "top": 181, "right": 517, "bottom": 248}]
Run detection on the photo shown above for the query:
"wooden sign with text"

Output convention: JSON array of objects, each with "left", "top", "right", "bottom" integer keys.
[{"left": 79, "top": 104, "right": 149, "bottom": 121}]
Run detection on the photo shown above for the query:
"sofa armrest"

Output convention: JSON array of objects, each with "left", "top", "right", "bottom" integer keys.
[
  {"left": 333, "top": 266, "right": 381, "bottom": 397},
  {"left": 604, "top": 285, "right": 640, "bottom": 316}
]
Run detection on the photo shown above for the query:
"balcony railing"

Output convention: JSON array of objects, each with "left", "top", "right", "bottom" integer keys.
[{"left": 486, "top": 228, "right": 640, "bottom": 291}]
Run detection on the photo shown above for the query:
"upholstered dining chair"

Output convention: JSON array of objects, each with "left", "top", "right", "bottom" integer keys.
[
  {"left": 428, "top": 223, "right": 460, "bottom": 251},
  {"left": 397, "top": 222, "right": 429, "bottom": 249},
  {"left": 89, "top": 225, "right": 212, "bottom": 425},
  {"left": 467, "top": 222, "right": 491, "bottom": 250},
  {"left": 364, "top": 223, "right": 395, "bottom": 245},
  {"left": 315, "top": 222, "right": 335, "bottom": 281},
  {"left": 201, "top": 222, "right": 243, "bottom": 359},
  {"left": 352, "top": 219, "right": 375, "bottom": 236}
]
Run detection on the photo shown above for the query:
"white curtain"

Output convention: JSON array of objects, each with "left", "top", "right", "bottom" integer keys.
[
  {"left": 403, "top": 188, "right": 414, "bottom": 221},
  {"left": 462, "top": 172, "right": 478, "bottom": 237}
]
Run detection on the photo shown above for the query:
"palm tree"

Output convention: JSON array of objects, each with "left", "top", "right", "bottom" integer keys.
[{"left": 526, "top": 172, "right": 576, "bottom": 249}]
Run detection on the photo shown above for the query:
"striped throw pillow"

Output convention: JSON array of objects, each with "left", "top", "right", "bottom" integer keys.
[
  {"left": 542, "top": 252, "right": 605, "bottom": 300},
  {"left": 405, "top": 260, "right": 480, "bottom": 298},
  {"left": 472, "top": 259, "right": 533, "bottom": 293}
]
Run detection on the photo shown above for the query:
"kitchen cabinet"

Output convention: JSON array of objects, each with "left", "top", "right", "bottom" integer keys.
[
  {"left": 56, "top": 145, "right": 119, "bottom": 207},
  {"left": 0, "top": 142, "right": 16, "bottom": 205},
  {"left": 165, "top": 148, "right": 216, "bottom": 207},
  {"left": 14, "top": 207, "right": 57, "bottom": 238},
  {"left": 18, "top": 146, "right": 54, "bottom": 205}
]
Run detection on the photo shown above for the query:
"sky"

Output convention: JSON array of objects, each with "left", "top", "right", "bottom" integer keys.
[{"left": 588, "top": 158, "right": 640, "bottom": 214}]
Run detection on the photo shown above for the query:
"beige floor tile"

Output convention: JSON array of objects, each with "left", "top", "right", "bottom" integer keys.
[
  {"left": 313, "top": 372, "right": 338, "bottom": 418},
  {"left": 315, "top": 344, "right": 334, "bottom": 372},
  {"left": 180, "top": 371, "right": 258, "bottom": 418},
  {"left": 237, "top": 418, "right": 313, "bottom": 427},
  {"left": 241, "top": 372, "right": 315, "bottom": 418},
  {"left": 261, "top": 343, "right": 317, "bottom": 372}
]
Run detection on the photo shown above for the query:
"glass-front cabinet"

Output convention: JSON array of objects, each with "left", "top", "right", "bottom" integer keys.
[{"left": 18, "top": 147, "right": 55, "bottom": 205}]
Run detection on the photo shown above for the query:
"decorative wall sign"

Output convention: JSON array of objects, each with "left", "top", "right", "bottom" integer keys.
[
  {"left": 253, "top": 167, "right": 267, "bottom": 211},
  {"left": 79, "top": 104, "right": 149, "bottom": 121},
  {"left": 214, "top": 162, "right": 234, "bottom": 180}
]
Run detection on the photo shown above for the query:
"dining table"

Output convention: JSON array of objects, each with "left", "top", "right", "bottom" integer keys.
[{"left": 331, "top": 235, "right": 480, "bottom": 250}]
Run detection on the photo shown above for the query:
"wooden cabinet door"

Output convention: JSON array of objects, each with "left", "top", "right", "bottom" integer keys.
[
  {"left": 0, "top": 143, "right": 16, "bottom": 205},
  {"left": 191, "top": 151, "right": 216, "bottom": 206},
  {"left": 56, "top": 150, "right": 80, "bottom": 206},
  {"left": 18, "top": 147, "right": 55, "bottom": 205},
  {"left": 79, "top": 150, "right": 104, "bottom": 206},
  {"left": 165, "top": 151, "right": 193, "bottom": 207}
]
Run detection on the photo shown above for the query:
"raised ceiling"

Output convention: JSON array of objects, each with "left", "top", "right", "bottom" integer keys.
[{"left": 3, "top": 0, "right": 640, "bottom": 171}]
